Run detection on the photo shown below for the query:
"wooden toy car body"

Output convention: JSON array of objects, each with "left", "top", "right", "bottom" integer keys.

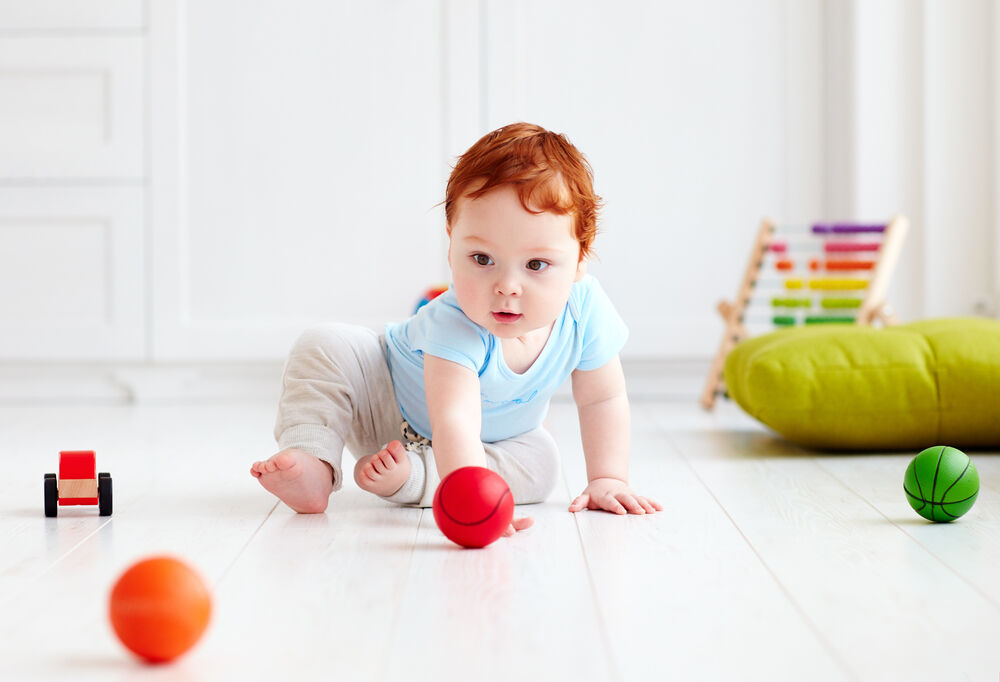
[{"left": 44, "top": 450, "right": 112, "bottom": 517}]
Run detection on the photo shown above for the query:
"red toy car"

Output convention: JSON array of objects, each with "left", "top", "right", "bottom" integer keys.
[{"left": 44, "top": 450, "right": 112, "bottom": 517}]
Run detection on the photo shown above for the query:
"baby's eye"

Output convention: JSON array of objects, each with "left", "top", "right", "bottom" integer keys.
[
  {"left": 526, "top": 260, "right": 549, "bottom": 272},
  {"left": 473, "top": 254, "right": 493, "bottom": 266}
]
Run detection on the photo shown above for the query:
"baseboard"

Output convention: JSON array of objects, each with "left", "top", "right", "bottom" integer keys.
[
  {"left": 620, "top": 357, "right": 711, "bottom": 402},
  {"left": 0, "top": 363, "right": 285, "bottom": 404},
  {"left": 0, "top": 357, "right": 711, "bottom": 405}
]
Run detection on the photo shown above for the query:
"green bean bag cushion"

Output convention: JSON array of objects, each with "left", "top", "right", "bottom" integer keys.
[{"left": 723, "top": 317, "right": 1000, "bottom": 450}]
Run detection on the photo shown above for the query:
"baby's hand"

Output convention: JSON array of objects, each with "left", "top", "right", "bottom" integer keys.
[
  {"left": 569, "top": 478, "right": 663, "bottom": 515},
  {"left": 501, "top": 516, "right": 534, "bottom": 537}
]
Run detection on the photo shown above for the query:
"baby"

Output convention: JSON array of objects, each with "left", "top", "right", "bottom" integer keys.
[{"left": 251, "top": 122, "right": 661, "bottom": 534}]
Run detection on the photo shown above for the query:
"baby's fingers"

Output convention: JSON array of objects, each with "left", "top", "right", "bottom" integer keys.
[
  {"left": 569, "top": 493, "right": 591, "bottom": 512},
  {"left": 617, "top": 494, "right": 647, "bottom": 515},
  {"left": 600, "top": 493, "right": 628, "bottom": 515},
  {"left": 639, "top": 496, "right": 663, "bottom": 513},
  {"left": 502, "top": 516, "right": 535, "bottom": 537},
  {"left": 512, "top": 516, "right": 534, "bottom": 531}
]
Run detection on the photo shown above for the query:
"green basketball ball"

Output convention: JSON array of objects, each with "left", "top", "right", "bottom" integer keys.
[{"left": 903, "top": 445, "right": 979, "bottom": 522}]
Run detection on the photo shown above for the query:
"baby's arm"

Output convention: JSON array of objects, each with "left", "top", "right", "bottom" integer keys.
[
  {"left": 568, "top": 355, "right": 662, "bottom": 515},
  {"left": 424, "top": 355, "right": 533, "bottom": 535},
  {"left": 424, "top": 354, "right": 487, "bottom": 475}
]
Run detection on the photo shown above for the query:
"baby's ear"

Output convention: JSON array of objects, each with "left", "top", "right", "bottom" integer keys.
[{"left": 574, "top": 257, "right": 588, "bottom": 282}]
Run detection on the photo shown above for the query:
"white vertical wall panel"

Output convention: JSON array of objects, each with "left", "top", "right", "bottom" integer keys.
[
  {"left": 922, "top": 0, "right": 995, "bottom": 318},
  {"left": 440, "top": 1, "right": 482, "bottom": 284},
  {"left": 0, "top": 1, "right": 142, "bottom": 30},
  {"left": 823, "top": 0, "right": 996, "bottom": 323},
  {"left": 0, "top": 37, "right": 143, "bottom": 179},
  {"left": 0, "top": 188, "right": 144, "bottom": 359},
  {"left": 442, "top": 0, "right": 484, "bottom": 163},
  {"left": 996, "top": 2, "right": 1000, "bottom": 312},
  {"left": 483, "top": 0, "right": 824, "bottom": 357},
  {"left": 852, "top": 0, "right": 925, "bottom": 323},
  {"left": 149, "top": 0, "right": 448, "bottom": 360},
  {"left": 821, "top": 0, "right": 855, "bottom": 219},
  {"left": 780, "top": 1, "right": 825, "bottom": 225}
]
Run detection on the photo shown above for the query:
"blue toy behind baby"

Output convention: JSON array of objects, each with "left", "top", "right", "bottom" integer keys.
[{"left": 414, "top": 285, "right": 449, "bottom": 314}]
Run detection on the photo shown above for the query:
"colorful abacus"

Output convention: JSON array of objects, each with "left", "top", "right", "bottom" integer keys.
[{"left": 700, "top": 216, "right": 909, "bottom": 409}]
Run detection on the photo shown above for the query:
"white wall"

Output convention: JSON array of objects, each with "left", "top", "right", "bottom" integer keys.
[
  {"left": 481, "top": 0, "right": 827, "bottom": 356},
  {"left": 150, "top": 0, "right": 835, "bottom": 360},
  {"left": 852, "top": 0, "right": 996, "bottom": 323},
  {"left": 0, "top": 0, "right": 997, "bottom": 380},
  {"left": 150, "top": 0, "right": 449, "bottom": 360}
]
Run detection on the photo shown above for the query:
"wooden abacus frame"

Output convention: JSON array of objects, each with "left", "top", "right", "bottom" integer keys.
[{"left": 700, "top": 215, "right": 909, "bottom": 409}]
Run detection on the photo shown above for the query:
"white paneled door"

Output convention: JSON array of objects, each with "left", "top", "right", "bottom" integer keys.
[
  {"left": 0, "top": 36, "right": 143, "bottom": 180},
  {"left": 0, "top": 0, "right": 142, "bottom": 30},
  {"left": 149, "top": 0, "right": 454, "bottom": 361},
  {"left": 0, "top": 188, "right": 144, "bottom": 359},
  {"left": 0, "top": 16, "right": 144, "bottom": 361}
]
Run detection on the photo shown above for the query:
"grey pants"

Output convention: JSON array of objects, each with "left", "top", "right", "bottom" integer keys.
[{"left": 274, "top": 323, "right": 560, "bottom": 507}]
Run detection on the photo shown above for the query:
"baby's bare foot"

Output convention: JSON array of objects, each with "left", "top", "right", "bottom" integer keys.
[
  {"left": 250, "top": 449, "right": 334, "bottom": 513},
  {"left": 354, "top": 440, "right": 411, "bottom": 497}
]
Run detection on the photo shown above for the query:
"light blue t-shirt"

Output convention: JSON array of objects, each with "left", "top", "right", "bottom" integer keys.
[{"left": 384, "top": 274, "right": 628, "bottom": 443}]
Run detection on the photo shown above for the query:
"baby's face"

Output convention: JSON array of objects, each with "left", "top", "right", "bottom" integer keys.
[{"left": 448, "top": 186, "right": 585, "bottom": 339}]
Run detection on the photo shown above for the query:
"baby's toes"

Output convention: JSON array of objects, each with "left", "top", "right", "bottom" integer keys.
[
  {"left": 273, "top": 452, "right": 296, "bottom": 470},
  {"left": 358, "top": 460, "right": 374, "bottom": 479},
  {"left": 386, "top": 441, "right": 408, "bottom": 464}
]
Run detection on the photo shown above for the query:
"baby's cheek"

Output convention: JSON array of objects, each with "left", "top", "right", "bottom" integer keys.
[{"left": 451, "top": 284, "right": 482, "bottom": 319}]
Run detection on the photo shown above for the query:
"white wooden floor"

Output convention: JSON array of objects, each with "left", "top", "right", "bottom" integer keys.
[{"left": 1, "top": 397, "right": 999, "bottom": 682}]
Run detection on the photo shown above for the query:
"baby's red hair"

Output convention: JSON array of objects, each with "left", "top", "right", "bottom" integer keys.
[{"left": 444, "top": 122, "right": 602, "bottom": 260}]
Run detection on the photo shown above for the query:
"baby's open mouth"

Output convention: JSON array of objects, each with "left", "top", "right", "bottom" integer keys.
[{"left": 492, "top": 312, "right": 523, "bottom": 323}]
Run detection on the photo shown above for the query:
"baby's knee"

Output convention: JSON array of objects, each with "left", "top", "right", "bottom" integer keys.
[
  {"left": 287, "top": 324, "right": 379, "bottom": 376},
  {"left": 526, "top": 429, "right": 560, "bottom": 503},
  {"left": 492, "top": 428, "right": 560, "bottom": 505},
  {"left": 291, "top": 324, "right": 354, "bottom": 359}
]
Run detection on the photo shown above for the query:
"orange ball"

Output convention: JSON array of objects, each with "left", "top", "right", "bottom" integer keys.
[{"left": 109, "top": 556, "right": 212, "bottom": 663}]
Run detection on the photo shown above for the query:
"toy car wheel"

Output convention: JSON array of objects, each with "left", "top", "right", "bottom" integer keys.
[
  {"left": 44, "top": 473, "right": 57, "bottom": 517},
  {"left": 98, "top": 473, "right": 112, "bottom": 517}
]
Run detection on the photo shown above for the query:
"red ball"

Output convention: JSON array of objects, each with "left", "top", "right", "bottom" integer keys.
[
  {"left": 109, "top": 556, "right": 212, "bottom": 663},
  {"left": 432, "top": 467, "right": 514, "bottom": 548}
]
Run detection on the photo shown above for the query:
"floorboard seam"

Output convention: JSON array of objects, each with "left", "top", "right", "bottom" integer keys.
[
  {"left": 815, "top": 458, "right": 1000, "bottom": 613},
  {"left": 569, "top": 502, "right": 625, "bottom": 682},
  {"left": 375, "top": 508, "right": 422, "bottom": 682},
  {"left": 0, "top": 515, "right": 115, "bottom": 610},
  {"left": 665, "top": 434, "right": 861, "bottom": 682},
  {"left": 552, "top": 425, "right": 623, "bottom": 682},
  {"left": 213, "top": 500, "right": 279, "bottom": 587}
]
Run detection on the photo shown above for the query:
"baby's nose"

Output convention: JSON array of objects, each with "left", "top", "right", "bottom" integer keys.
[{"left": 494, "top": 272, "right": 522, "bottom": 296}]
